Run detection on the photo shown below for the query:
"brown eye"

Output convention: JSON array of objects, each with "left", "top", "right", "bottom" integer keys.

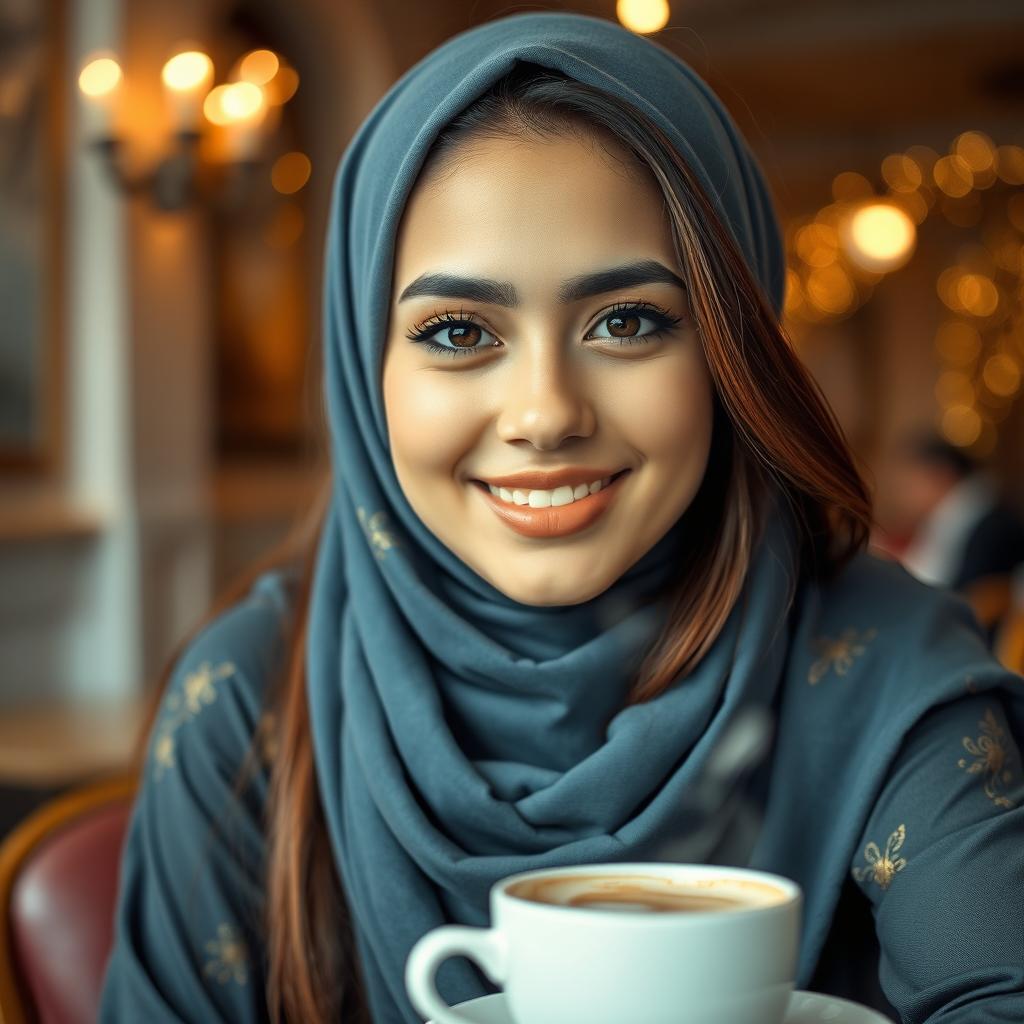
[
  {"left": 605, "top": 314, "right": 642, "bottom": 338},
  {"left": 587, "top": 302, "right": 681, "bottom": 344},
  {"left": 448, "top": 323, "right": 482, "bottom": 348}
]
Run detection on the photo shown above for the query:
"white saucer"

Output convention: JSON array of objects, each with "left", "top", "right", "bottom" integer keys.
[{"left": 426, "top": 989, "right": 894, "bottom": 1023}]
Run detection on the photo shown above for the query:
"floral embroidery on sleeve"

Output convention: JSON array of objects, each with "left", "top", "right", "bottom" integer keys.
[
  {"left": 852, "top": 823, "right": 908, "bottom": 890},
  {"left": 808, "top": 626, "right": 878, "bottom": 685},
  {"left": 203, "top": 922, "right": 250, "bottom": 985},
  {"left": 151, "top": 661, "right": 237, "bottom": 780},
  {"left": 957, "top": 707, "right": 1016, "bottom": 809}
]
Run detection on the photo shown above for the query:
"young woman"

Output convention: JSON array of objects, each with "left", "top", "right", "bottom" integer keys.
[{"left": 99, "top": 12, "right": 1024, "bottom": 1024}]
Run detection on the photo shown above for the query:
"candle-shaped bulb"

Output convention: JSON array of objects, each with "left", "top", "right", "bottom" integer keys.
[
  {"left": 79, "top": 56, "right": 122, "bottom": 97},
  {"left": 162, "top": 50, "right": 213, "bottom": 132},
  {"left": 78, "top": 54, "right": 122, "bottom": 139},
  {"left": 204, "top": 81, "right": 267, "bottom": 161}
]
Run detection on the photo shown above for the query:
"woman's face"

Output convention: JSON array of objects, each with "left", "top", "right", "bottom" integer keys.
[{"left": 382, "top": 131, "right": 714, "bottom": 606}]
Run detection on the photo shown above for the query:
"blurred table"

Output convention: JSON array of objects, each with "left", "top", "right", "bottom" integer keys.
[{"left": 0, "top": 699, "right": 145, "bottom": 839}]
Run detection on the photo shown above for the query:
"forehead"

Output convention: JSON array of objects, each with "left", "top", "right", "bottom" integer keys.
[{"left": 391, "top": 134, "right": 676, "bottom": 298}]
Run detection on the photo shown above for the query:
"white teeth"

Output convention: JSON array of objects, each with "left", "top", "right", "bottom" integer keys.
[{"left": 486, "top": 475, "right": 614, "bottom": 507}]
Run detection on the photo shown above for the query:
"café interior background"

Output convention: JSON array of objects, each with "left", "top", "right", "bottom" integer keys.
[{"left": 1, "top": 0, "right": 1023, "bottom": 810}]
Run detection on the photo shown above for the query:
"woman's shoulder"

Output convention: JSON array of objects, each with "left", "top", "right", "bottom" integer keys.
[
  {"left": 143, "top": 566, "right": 300, "bottom": 785},
  {"left": 818, "top": 545, "right": 982, "bottom": 642},
  {"left": 803, "top": 546, "right": 999, "bottom": 702}
]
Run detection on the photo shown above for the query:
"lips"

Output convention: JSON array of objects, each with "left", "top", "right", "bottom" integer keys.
[{"left": 474, "top": 469, "right": 631, "bottom": 539}]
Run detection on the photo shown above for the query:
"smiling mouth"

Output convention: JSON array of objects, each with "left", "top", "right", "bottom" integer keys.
[{"left": 470, "top": 469, "right": 631, "bottom": 539}]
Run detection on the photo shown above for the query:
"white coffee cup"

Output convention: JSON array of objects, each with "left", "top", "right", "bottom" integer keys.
[{"left": 405, "top": 862, "right": 802, "bottom": 1024}]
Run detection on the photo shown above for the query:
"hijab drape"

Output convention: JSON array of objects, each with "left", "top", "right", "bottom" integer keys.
[{"left": 304, "top": 12, "right": 1024, "bottom": 1022}]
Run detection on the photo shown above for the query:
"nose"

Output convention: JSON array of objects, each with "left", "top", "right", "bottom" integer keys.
[{"left": 493, "top": 337, "right": 597, "bottom": 450}]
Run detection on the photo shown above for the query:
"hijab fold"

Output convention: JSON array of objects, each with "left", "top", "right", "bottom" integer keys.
[{"left": 305, "top": 12, "right": 1024, "bottom": 1022}]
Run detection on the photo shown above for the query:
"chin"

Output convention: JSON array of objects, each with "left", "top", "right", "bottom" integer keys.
[{"left": 489, "top": 567, "right": 614, "bottom": 608}]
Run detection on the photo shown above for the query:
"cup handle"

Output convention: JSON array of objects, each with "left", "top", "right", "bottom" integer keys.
[{"left": 405, "top": 925, "right": 509, "bottom": 1023}]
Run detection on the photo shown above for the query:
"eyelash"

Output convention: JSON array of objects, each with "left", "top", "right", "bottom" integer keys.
[{"left": 404, "top": 300, "right": 687, "bottom": 358}]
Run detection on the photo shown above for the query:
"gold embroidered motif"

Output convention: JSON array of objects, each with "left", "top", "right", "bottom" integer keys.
[
  {"left": 151, "top": 661, "right": 236, "bottom": 780},
  {"left": 852, "top": 823, "right": 907, "bottom": 890},
  {"left": 958, "top": 707, "right": 1016, "bottom": 809},
  {"left": 357, "top": 506, "right": 398, "bottom": 561},
  {"left": 808, "top": 627, "right": 878, "bottom": 685},
  {"left": 203, "top": 923, "right": 249, "bottom": 986}
]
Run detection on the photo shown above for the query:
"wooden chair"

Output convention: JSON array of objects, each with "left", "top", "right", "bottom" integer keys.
[{"left": 0, "top": 774, "right": 138, "bottom": 1024}]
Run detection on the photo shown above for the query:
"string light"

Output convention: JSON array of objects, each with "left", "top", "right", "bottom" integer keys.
[{"left": 784, "top": 129, "right": 1023, "bottom": 458}]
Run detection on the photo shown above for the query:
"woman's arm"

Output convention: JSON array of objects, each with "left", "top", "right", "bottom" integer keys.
[
  {"left": 99, "top": 592, "right": 285, "bottom": 1023},
  {"left": 849, "top": 691, "right": 1024, "bottom": 1023}
]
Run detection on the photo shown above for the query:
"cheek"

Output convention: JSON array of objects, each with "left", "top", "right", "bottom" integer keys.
[
  {"left": 382, "top": 360, "right": 478, "bottom": 479},
  {"left": 613, "top": 357, "right": 714, "bottom": 467}
]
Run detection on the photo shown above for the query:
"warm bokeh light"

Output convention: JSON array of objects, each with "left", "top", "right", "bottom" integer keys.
[
  {"left": 265, "top": 65, "right": 299, "bottom": 105},
  {"left": 271, "top": 151, "right": 311, "bottom": 194},
  {"left": 937, "top": 266, "right": 965, "bottom": 311},
  {"left": 954, "top": 131, "right": 996, "bottom": 173},
  {"left": 161, "top": 51, "right": 213, "bottom": 92},
  {"left": 78, "top": 56, "right": 122, "bottom": 98},
  {"left": 786, "top": 126, "right": 1023, "bottom": 465},
  {"left": 831, "top": 171, "right": 873, "bottom": 202},
  {"left": 203, "top": 82, "right": 266, "bottom": 126},
  {"left": 888, "top": 189, "right": 929, "bottom": 225},
  {"left": 616, "top": 0, "right": 670, "bottom": 34},
  {"left": 842, "top": 202, "right": 916, "bottom": 272},
  {"left": 941, "top": 403, "right": 983, "bottom": 446},
  {"left": 982, "top": 353, "right": 1021, "bottom": 397},
  {"left": 804, "top": 264, "right": 855, "bottom": 314},
  {"left": 203, "top": 85, "right": 232, "bottom": 126},
  {"left": 955, "top": 273, "right": 1000, "bottom": 318},
  {"left": 995, "top": 145, "right": 1024, "bottom": 185},
  {"left": 933, "top": 154, "right": 973, "bottom": 197},
  {"left": 795, "top": 222, "right": 839, "bottom": 267},
  {"left": 881, "top": 153, "right": 922, "bottom": 193},
  {"left": 238, "top": 49, "right": 279, "bottom": 86}
]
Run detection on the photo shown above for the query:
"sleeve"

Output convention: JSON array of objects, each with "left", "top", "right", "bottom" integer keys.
[
  {"left": 849, "top": 691, "right": 1024, "bottom": 1023},
  {"left": 98, "top": 590, "right": 286, "bottom": 1023}
]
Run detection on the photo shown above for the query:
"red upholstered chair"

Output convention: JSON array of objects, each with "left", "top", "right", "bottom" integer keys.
[{"left": 0, "top": 775, "right": 137, "bottom": 1024}]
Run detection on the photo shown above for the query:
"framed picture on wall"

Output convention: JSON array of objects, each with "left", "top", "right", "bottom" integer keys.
[{"left": 0, "top": 0, "right": 64, "bottom": 473}]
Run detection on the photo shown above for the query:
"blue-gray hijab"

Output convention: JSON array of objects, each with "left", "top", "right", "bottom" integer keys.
[{"left": 305, "top": 12, "right": 1024, "bottom": 1023}]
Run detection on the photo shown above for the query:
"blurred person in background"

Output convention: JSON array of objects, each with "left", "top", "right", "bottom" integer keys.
[{"left": 884, "top": 430, "right": 1024, "bottom": 643}]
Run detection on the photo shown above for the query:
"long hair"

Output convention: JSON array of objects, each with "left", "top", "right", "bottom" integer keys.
[{"left": 133, "top": 63, "right": 873, "bottom": 1023}]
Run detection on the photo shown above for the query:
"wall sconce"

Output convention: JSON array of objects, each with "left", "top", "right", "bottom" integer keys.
[{"left": 78, "top": 46, "right": 298, "bottom": 212}]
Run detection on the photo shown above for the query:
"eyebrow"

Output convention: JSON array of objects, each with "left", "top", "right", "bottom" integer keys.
[{"left": 397, "top": 258, "right": 686, "bottom": 306}]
